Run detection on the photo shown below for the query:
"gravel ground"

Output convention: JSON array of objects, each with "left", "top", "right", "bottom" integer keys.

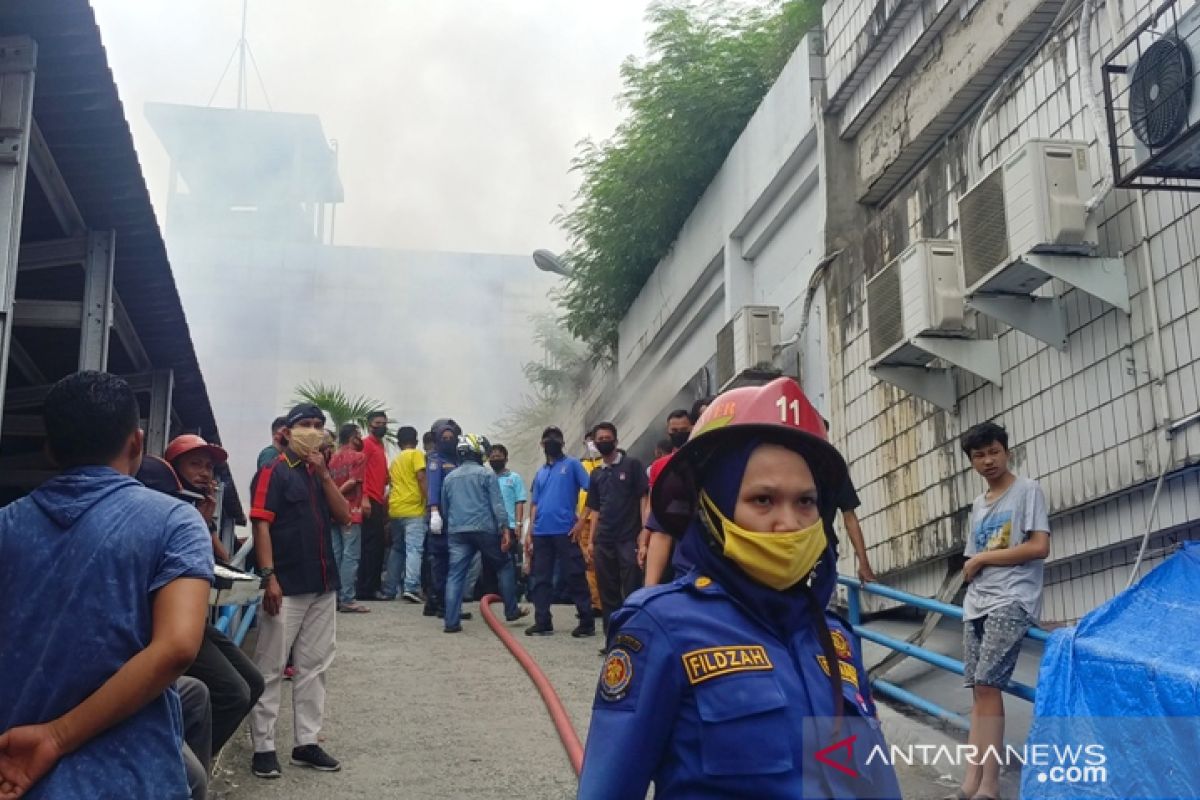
[
  {"left": 212, "top": 598, "right": 970, "bottom": 799},
  {"left": 213, "top": 598, "right": 599, "bottom": 800}
]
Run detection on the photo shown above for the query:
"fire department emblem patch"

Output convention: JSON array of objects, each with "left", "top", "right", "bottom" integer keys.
[{"left": 600, "top": 648, "right": 633, "bottom": 701}]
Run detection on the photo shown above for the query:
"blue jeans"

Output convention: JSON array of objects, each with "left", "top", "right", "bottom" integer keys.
[
  {"left": 331, "top": 523, "right": 361, "bottom": 606},
  {"left": 384, "top": 517, "right": 427, "bottom": 597},
  {"left": 444, "top": 531, "right": 518, "bottom": 629}
]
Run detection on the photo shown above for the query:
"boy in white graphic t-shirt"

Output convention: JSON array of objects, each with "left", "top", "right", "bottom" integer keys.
[{"left": 954, "top": 421, "right": 1050, "bottom": 800}]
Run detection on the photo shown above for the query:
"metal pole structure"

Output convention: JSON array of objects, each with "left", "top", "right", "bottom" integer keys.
[
  {"left": 236, "top": 0, "right": 248, "bottom": 110},
  {"left": 0, "top": 39, "right": 37, "bottom": 440},
  {"left": 78, "top": 230, "right": 115, "bottom": 371},
  {"left": 328, "top": 139, "right": 338, "bottom": 245}
]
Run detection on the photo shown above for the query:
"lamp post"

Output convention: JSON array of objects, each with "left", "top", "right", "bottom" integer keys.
[{"left": 532, "top": 249, "right": 573, "bottom": 278}]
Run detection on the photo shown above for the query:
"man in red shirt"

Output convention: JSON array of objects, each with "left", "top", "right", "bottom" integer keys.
[
  {"left": 358, "top": 411, "right": 390, "bottom": 600},
  {"left": 639, "top": 408, "right": 694, "bottom": 586},
  {"left": 328, "top": 424, "right": 369, "bottom": 613}
]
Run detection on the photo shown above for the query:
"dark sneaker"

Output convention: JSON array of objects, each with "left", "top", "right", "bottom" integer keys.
[
  {"left": 460, "top": 611, "right": 473, "bottom": 621},
  {"left": 572, "top": 625, "right": 596, "bottom": 638},
  {"left": 373, "top": 591, "right": 396, "bottom": 601},
  {"left": 525, "top": 623, "right": 554, "bottom": 636},
  {"left": 402, "top": 591, "right": 424, "bottom": 603},
  {"left": 506, "top": 606, "right": 531, "bottom": 622},
  {"left": 443, "top": 625, "right": 463, "bottom": 633},
  {"left": 423, "top": 605, "right": 437, "bottom": 617},
  {"left": 252, "top": 751, "right": 282, "bottom": 779},
  {"left": 291, "top": 744, "right": 341, "bottom": 772}
]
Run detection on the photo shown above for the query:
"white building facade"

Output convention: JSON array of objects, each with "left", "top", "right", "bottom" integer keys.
[
  {"left": 573, "top": 0, "right": 1200, "bottom": 626},
  {"left": 821, "top": 0, "right": 1200, "bottom": 623}
]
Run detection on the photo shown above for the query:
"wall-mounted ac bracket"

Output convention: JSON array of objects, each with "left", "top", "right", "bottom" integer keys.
[
  {"left": 870, "top": 336, "right": 1001, "bottom": 412},
  {"left": 966, "top": 251, "right": 1129, "bottom": 350},
  {"left": 966, "top": 293, "right": 1068, "bottom": 351}
]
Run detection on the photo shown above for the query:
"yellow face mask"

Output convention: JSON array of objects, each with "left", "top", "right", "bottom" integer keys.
[
  {"left": 288, "top": 427, "right": 325, "bottom": 459},
  {"left": 699, "top": 491, "right": 827, "bottom": 591}
]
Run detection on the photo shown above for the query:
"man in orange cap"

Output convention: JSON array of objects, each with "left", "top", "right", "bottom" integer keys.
[{"left": 166, "top": 434, "right": 232, "bottom": 564}]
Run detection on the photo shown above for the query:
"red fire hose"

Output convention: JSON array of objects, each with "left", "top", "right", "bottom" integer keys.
[{"left": 479, "top": 593, "right": 585, "bottom": 776}]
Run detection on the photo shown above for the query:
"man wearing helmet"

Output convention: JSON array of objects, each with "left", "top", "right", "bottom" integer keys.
[
  {"left": 577, "top": 378, "right": 901, "bottom": 799},
  {"left": 424, "top": 418, "right": 463, "bottom": 619},
  {"left": 439, "top": 434, "right": 529, "bottom": 633},
  {"left": 167, "top": 433, "right": 233, "bottom": 564}
]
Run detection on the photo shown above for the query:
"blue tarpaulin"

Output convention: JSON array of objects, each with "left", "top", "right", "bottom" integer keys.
[{"left": 1021, "top": 542, "right": 1200, "bottom": 799}]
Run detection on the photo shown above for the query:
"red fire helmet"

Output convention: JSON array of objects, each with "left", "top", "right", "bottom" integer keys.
[
  {"left": 650, "top": 377, "right": 849, "bottom": 537},
  {"left": 165, "top": 434, "right": 228, "bottom": 466}
]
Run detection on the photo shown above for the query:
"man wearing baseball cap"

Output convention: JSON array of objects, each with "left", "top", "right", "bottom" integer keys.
[
  {"left": 247, "top": 403, "right": 351, "bottom": 779},
  {"left": 166, "top": 434, "right": 232, "bottom": 563}
]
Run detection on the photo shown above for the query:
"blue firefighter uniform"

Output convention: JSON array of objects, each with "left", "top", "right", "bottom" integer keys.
[
  {"left": 424, "top": 420, "right": 459, "bottom": 615},
  {"left": 578, "top": 568, "right": 902, "bottom": 800}
]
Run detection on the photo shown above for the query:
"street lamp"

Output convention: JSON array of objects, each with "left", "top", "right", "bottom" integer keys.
[{"left": 532, "top": 249, "right": 573, "bottom": 278}]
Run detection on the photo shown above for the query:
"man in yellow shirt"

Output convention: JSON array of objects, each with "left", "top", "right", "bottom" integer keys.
[
  {"left": 384, "top": 426, "right": 428, "bottom": 603},
  {"left": 574, "top": 428, "right": 603, "bottom": 614}
]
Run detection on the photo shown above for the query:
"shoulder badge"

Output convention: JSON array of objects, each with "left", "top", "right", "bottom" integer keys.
[
  {"left": 831, "top": 629, "right": 853, "bottom": 660},
  {"left": 600, "top": 648, "right": 634, "bottom": 701}
]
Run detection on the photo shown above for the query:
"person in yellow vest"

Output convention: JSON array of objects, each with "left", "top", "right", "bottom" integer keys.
[{"left": 574, "top": 427, "right": 603, "bottom": 614}]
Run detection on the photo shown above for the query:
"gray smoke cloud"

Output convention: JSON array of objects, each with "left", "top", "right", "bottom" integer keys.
[
  {"left": 92, "top": 0, "right": 649, "bottom": 252},
  {"left": 87, "top": 0, "right": 650, "bottom": 492}
]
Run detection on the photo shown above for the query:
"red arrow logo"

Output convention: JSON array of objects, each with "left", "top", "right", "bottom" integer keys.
[{"left": 815, "top": 734, "right": 859, "bottom": 778}]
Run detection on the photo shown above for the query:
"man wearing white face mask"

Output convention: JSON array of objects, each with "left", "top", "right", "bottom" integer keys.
[{"left": 248, "top": 403, "right": 352, "bottom": 779}]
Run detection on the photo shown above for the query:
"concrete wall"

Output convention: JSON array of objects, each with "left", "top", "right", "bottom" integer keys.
[
  {"left": 822, "top": 0, "right": 1200, "bottom": 622},
  {"left": 578, "top": 34, "right": 827, "bottom": 456}
]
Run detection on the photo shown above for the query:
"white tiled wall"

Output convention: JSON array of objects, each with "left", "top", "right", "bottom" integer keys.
[{"left": 825, "top": 0, "right": 1200, "bottom": 623}]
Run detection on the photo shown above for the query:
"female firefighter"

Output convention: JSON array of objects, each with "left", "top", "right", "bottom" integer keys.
[{"left": 577, "top": 377, "right": 901, "bottom": 799}]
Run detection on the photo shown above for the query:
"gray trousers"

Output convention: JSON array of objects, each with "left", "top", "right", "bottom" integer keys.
[{"left": 177, "top": 675, "right": 211, "bottom": 800}]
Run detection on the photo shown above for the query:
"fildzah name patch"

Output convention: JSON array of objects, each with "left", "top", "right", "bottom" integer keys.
[{"left": 682, "top": 645, "right": 772, "bottom": 685}]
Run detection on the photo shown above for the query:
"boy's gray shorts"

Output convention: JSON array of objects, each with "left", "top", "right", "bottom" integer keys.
[{"left": 962, "top": 602, "right": 1033, "bottom": 688}]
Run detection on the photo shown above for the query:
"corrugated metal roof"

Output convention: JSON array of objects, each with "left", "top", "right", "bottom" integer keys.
[{"left": 0, "top": 0, "right": 244, "bottom": 518}]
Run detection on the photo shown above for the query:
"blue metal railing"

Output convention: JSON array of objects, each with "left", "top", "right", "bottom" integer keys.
[
  {"left": 838, "top": 576, "right": 1049, "bottom": 729},
  {"left": 214, "top": 598, "right": 260, "bottom": 647}
]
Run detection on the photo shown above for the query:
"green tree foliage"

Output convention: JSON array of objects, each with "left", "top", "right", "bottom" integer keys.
[
  {"left": 558, "top": 0, "right": 818, "bottom": 361},
  {"left": 291, "top": 381, "right": 388, "bottom": 436}
]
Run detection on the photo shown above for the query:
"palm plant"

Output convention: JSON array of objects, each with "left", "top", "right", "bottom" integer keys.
[{"left": 291, "top": 380, "right": 389, "bottom": 436}]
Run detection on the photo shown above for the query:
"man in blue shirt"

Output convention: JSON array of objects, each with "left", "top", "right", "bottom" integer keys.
[
  {"left": 525, "top": 426, "right": 595, "bottom": 637},
  {"left": 0, "top": 371, "right": 213, "bottom": 800},
  {"left": 489, "top": 443, "right": 528, "bottom": 594}
]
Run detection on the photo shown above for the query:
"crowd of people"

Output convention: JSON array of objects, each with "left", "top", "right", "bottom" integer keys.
[{"left": 0, "top": 370, "right": 1050, "bottom": 800}]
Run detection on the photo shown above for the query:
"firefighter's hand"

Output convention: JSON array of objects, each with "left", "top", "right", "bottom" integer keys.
[
  {"left": 429, "top": 510, "right": 443, "bottom": 534},
  {"left": 262, "top": 575, "right": 283, "bottom": 616},
  {"left": 0, "top": 722, "right": 66, "bottom": 800}
]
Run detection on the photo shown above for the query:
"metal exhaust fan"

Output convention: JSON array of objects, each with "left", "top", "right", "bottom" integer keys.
[{"left": 1130, "top": 35, "right": 1194, "bottom": 150}]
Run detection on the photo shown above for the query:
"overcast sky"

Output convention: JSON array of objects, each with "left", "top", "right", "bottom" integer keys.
[{"left": 90, "top": 0, "right": 650, "bottom": 255}]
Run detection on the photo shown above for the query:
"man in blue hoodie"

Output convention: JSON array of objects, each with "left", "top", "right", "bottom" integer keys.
[
  {"left": 440, "top": 434, "right": 529, "bottom": 633},
  {"left": 0, "top": 371, "right": 213, "bottom": 800}
]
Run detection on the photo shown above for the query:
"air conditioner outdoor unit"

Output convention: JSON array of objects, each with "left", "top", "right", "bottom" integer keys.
[
  {"left": 716, "top": 305, "right": 781, "bottom": 391},
  {"left": 1127, "top": 3, "right": 1200, "bottom": 180},
  {"left": 958, "top": 138, "right": 1097, "bottom": 295},
  {"left": 867, "top": 240, "right": 969, "bottom": 361}
]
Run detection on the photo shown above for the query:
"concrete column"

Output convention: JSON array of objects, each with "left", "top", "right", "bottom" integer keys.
[{"left": 722, "top": 235, "right": 753, "bottom": 321}]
